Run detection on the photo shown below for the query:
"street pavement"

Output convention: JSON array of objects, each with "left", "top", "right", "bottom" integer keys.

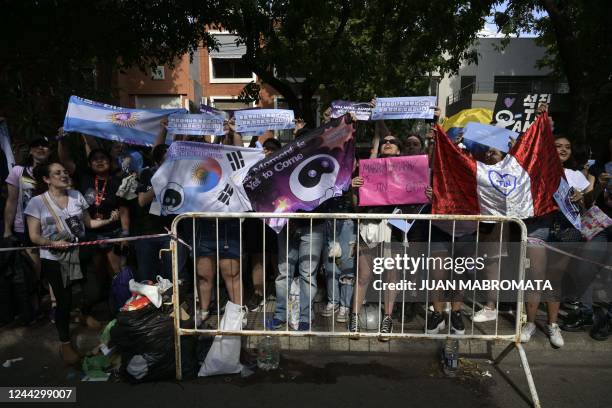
[{"left": 1, "top": 317, "right": 611, "bottom": 408}]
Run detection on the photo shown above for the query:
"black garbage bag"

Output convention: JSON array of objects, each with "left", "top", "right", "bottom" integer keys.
[{"left": 110, "top": 294, "right": 206, "bottom": 382}]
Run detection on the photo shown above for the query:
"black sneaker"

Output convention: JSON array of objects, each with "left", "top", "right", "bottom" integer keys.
[
  {"left": 245, "top": 293, "right": 264, "bottom": 312},
  {"left": 426, "top": 311, "right": 446, "bottom": 334},
  {"left": 451, "top": 311, "right": 465, "bottom": 334},
  {"left": 560, "top": 311, "right": 593, "bottom": 332},
  {"left": 379, "top": 315, "right": 393, "bottom": 342},
  {"left": 348, "top": 313, "right": 359, "bottom": 339}
]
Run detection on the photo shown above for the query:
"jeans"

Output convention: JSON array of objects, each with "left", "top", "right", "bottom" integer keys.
[
  {"left": 322, "top": 219, "right": 356, "bottom": 308},
  {"left": 274, "top": 222, "right": 324, "bottom": 324}
]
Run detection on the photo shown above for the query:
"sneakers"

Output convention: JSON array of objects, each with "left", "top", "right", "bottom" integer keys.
[
  {"left": 266, "top": 318, "right": 286, "bottom": 330},
  {"left": 560, "top": 311, "right": 593, "bottom": 332},
  {"left": 348, "top": 312, "right": 359, "bottom": 338},
  {"left": 321, "top": 302, "right": 339, "bottom": 317},
  {"left": 195, "top": 309, "right": 210, "bottom": 328},
  {"left": 245, "top": 293, "right": 264, "bottom": 312},
  {"left": 520, "top": 322, "right": 536, "bottom": 342},
  {"left": 297, "top": 322, "right": 311, "bottom": 331},
  {"left": 426, "top": 311, "right": 446, "bottom": 334},
  {"left": 336, "top": 306, "right": 349, "bottom": 323},
  {"left": 379, "top": 315, "right": 393, "bottom": 342},
  {"left": 547, "top": 323, "right": 564, "bottom": 348},
  {"left": 450, "top": 311, "right": 465, "bottom": 334},
  {"left": 471, "top": 306, "right": 497, "bottom": 323}
]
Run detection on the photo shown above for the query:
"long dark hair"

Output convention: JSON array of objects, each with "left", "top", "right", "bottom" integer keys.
[
  {"left": 33, "top": 162, "right": 62, "bottom": 196},
  {"left": 555, "top": 134, "right": 580, "bottom": 170}
]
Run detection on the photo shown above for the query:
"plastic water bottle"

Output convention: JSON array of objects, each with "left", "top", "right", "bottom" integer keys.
[
  {"left": 257, "top": 336, "right": 280, "bottom": 371},
  {"left": 442, "top": 339, "right": 459, "bottom": 377}
]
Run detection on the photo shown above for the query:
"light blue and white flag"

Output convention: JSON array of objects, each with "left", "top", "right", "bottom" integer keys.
[
  {"left": 371, "top": 96, "right": 436, "bottom": 120},
  {"left": 167, "top": 113, "right": 225, "bottom": 136},
  {"left": 462, "top": 122, "right": 518, "bottom": 153},
  {"left": 151, "top": 141, "right": 264, "bottom": 214},
  {"left": 235, "top": 109, "right": 294, "bottom": 133},
  {"left": 63, "top": 95, "right": 185, "bottom": 146}
]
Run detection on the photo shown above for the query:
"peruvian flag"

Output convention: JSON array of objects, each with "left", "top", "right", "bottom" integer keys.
[{"left": 432, "top": 112, "right": 562, "bottom": 217}]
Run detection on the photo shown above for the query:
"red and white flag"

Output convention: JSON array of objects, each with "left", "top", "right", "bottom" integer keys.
[{"left": 432, "top": 112, "right": 562, "bottom": 217}]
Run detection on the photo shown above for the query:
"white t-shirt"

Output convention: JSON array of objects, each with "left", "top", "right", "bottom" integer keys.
[
  {"left": 5, "top": 165, "right": 36, "bottom": 233},
  {"left": 564, "top": 169, "right": 590, "bottom": 193},
  {"left": 24, "top": 190, "right": 89, "bottom": 261}
]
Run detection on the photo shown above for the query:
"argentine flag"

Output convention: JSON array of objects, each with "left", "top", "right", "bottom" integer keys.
[{"left": 63, "top": 95, "right": 186, "bottom": 146}]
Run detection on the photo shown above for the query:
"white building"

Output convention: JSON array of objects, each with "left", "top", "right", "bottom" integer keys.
[{"left": 437, "top": 37, "right": 568, "bottom": 117}]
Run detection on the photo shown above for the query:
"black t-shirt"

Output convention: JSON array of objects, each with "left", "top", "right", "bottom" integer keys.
[
  {"left": 589, "top": 161, "right": 612, "bottom": 218},
  {"left": 75, "top": 169, "right": 126, "bottom": 234},
  {"left": 135, "top": 167, "right": 174, "bottom": 234}
]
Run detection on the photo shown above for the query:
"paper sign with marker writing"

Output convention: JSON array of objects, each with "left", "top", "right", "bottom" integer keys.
[{"left": 359, "top": 155, "right": 429, "bottom": 206}]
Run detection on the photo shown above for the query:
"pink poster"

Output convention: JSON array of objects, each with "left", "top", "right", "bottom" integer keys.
[{"left": 359, "top": 155, "right": 429, "bottom": 206}]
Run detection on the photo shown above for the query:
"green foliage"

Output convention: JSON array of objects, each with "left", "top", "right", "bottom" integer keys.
[{"left": 209, "top": 0, "right": 493, "bottom": 124}]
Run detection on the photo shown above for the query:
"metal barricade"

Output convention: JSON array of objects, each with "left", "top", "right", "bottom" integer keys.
[{"left": 170, "top": 212, "right": 540, "bottom": 408}]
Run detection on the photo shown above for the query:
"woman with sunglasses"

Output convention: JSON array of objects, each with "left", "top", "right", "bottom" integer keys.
[{"left": 350, "top": 113, "right": 413, "bottom": 340}]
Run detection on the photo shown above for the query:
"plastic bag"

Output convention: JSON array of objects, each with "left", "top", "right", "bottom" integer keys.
[
  {"left": 198, "top": 301, "right": 244, "bottom": 377},
  {"left": 288, "top": 278, "right": 300, "bottom": 330}
]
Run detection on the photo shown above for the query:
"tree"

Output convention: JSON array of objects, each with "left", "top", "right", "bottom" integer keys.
[
  {"left": 494, "top": 0, "right": 612, "bottom": 145},
  {"left": 0, "top": 0, "right": 221, "bottom": 142},
  {"left": 205, "top": 0, "right": 494, "bottom": 127}
]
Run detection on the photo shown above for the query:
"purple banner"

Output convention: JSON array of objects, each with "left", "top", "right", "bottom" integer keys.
[{"left": 240, "top": 115, "right": 356, "bottom": 232}]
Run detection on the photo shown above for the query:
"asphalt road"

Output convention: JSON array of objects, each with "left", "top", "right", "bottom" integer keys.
[{"left": 1, "top": 320, "right": 611, "bottom": 408}]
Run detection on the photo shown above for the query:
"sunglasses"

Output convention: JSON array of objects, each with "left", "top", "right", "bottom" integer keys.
[{"left": 383, "top": 138, "right": 399, "bottom": 146}]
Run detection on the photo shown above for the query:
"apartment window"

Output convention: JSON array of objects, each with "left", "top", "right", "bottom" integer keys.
[
  {"left": 209, "top": 34, "right": 255, "bottom": 83},
  {"left": 494, "top": 76, "right": 557, "bottom": 94},
  {"left": 134, "top": 95, "right": 182, "bottom": 109}
]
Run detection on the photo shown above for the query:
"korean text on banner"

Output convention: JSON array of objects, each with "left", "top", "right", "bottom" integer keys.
[
  {"left": 234, "top": 109, "right": 295, "bottom": 133},
  {"left": 359, "top": 155, "right": 429, "bottom": 206},
  {"left": 167, "top": 113, "right": 225, "bottom": 136},
  {"left": 371, "top": 96, "right": 436, "bottom": 120},
  {"left": 330, "top": 100, "right": 372, "bottom": 121}
]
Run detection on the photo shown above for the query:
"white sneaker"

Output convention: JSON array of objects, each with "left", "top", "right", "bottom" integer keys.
[
  {"left": 336, "top": 306, "right": 349, "bottom": 323},
  {"left": 321, "top": 302, "right": 339, "bottom": 317},
  {"left": 195, "top": 309, "right": 210, "bottom": 327},
  {"left": 547, "top": 323, "right": 564, "bottom": 348},
  {"left": 471, "top": 306, "right": 497, "bottom": 323},
  {"left": 520, "top": 322, "right": 536, "bottom": 342}
]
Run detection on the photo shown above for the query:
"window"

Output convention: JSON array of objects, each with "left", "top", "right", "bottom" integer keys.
[
  {"left": 212, "top": 59, "right": 252, "bottom": 79},
  {"left": 209, "top": 33, "right": 256, "bottom": 83},
  {"left": 210, "top": 98, "right": 254, "bottom": 111},
  {"left": 494, "top": 76, "right": 558, "bottom": 94}
]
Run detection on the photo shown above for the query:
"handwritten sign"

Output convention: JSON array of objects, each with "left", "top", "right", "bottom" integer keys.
[
  {"left": 493, "top": 93, "right": 552, "bottom": 134},
  {"left": 371, "top": 96, "right": 436, "bottom": 120},
  {"left": 330, "top": 100, "right": 372, "bottom": 121},
  {"left": 359, "top": 155, "right": 429, "bottom": 206},
  {"left": 235, "top": 109, "right": 295, "bottom": 133}
]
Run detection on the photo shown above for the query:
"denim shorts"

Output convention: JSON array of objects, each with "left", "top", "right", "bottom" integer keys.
[
  {"left": 429, "top": 225, "right": 476, "bottom": 254},
  {"left": 524, "top": 216, "right": 551, "bottom": 245},
  {"left": 195, "top": 219, "right": 241, "bottom": 259}
]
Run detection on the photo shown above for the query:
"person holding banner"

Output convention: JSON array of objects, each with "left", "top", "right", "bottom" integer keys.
[
  {"left": 350, "top": 132, "right": 406, "bottom": 340},
  {"left": 194, "top": 118, "right": 245, "bottom": 325},
  {"left": 25, "top": 162, "right": 119, "bottom": 365}
]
